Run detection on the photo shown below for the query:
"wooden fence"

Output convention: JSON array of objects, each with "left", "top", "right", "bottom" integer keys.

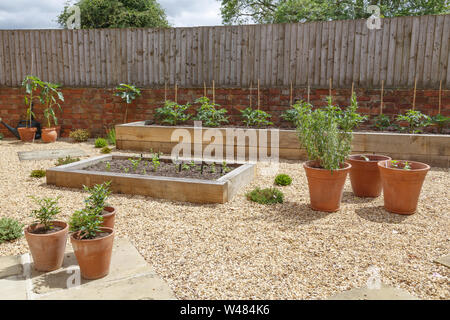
[{"left": 0, "top": 14, "right": 449, "bottom": 89}]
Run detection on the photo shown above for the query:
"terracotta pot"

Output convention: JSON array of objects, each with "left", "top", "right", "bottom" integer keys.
[
  {"left": 347, "top": 154, "right": 392, "bottom": 198},
  {"left": 101, "top": 207, "right": 116, "bottom": 229},
  {"left": 41, "top": 127, "right": 58, "bottom": 143},
  {"left": 17, "top": 127, "right": 37, "bottom": 142},
  {"left": 378, "top": 160, "right": 430, "bottom": 215},
  {"left": 303, "top": 161, "right": 352, "bottom": 212},
  {"left": 24, "top": 220, "right": 69, "bottom": 272},
  {"left": 70, "top": 227, "right": 114, "bottom": 280}
]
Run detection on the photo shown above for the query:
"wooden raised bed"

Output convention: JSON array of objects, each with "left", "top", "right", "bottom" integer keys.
[
  {"left": 116, "top": 122, "right": 450, "bottom": 168},
  {"left": 46, "top": 155, "right": 256, "bottom": 204}
]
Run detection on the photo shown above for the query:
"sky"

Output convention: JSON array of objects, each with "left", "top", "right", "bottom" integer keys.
[{"left": 0, "top": 0, "right": 223, "bottom": 29}]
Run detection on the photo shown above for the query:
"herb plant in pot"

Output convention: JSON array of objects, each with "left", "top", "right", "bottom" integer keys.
[
  {"left": 19, "top": 76, "right": 42, "bottom": 142},
  {"left": 378, "top": 160, "right": 430, "bottom": 215},
  {"left": 84, "top": 181, "right": 116, "bottom": 229},
  {"left": 297, "top": 95, "right": 365, "bottom": 212},
  {"left": 69, "top": 206, "right": 114, "bottom": 280},
  {"left": 24, "top": 197, "right": 68, "bottom": 272},
  {"left": 347, "top": 154, "right": 391, "bottom": 197},
  {"left": 40, "top": 81, "right": 64, "bottom": 142}
]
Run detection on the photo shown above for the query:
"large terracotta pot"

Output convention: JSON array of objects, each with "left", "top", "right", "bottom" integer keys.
[
  {"left": 378, "top": 160, "right": 430, "bottom": 215},
  {"left": 101, "top": 207, "right": 116, "bottom": 229},
  {"left": 70, "top": 227, "right": 114, "bottom": 280},
  {"left": 24, "top": 220, "right": 69, "bottom": 272},
  {"left": 347, "top": 154, "right": 392, "bottom": 198},
  {"left": 303, "top": 161, "right": 352, "bottom": 212},
  {"left": 41, "top": 127, "right": 58, "bottom": 143},
  {"left": 17, "top": 127, "right": 37, "bottom": 142}
]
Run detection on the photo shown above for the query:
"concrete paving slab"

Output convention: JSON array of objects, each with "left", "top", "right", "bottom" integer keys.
[
  {"left": 328, "top": 285, "right": 419, "bottom": 300},
  {"left": 0, "top": 238, "right": 176, "bottom": 300},
  {"left": 18, "top": 148, "right": 87, "bottom": 161},
  {"left": 0, "top": 255, "right": 23, "bottom": 279},
  {"left": 0, "top": 276, "right": 27, "bottom": 300},
  {"left": 434, "top": 254, "right": 450, "bottom": 268}
]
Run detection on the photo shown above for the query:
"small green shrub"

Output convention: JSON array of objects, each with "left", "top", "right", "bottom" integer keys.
[
  {"left": 396, "top": 109, "right": 431, "bottom": 134},
  {"left": 106, "top": 127, "right": 116, "bottom": 145},
  {"left": 83, "top": 181, "right": 112, "bottom": 212},
  {"left": 101, "top": 146, "right": 112, "bottom": 154},
  {"left": 275, "top": 174, "right": 292, "bottom": 186},
  {"left": 69, "top": 206, "right": 103, "bottom": 240},
  {"left": 155, "top": 100, "right": 191, "bottom": 125},
  {"left": 69, "top": 129, "right": 90, "bottom": 142},
  {"left": 246, "top": 187, "right": 284, "bottom": 205},
  {"left": 194, "top": 97, "right": 229, "bottom": 127},
  {"left": 29, "top": 197, "right": 61, "bottom": 231},
  {"left": 95, "top": 138, "right": 108, "bottom": 148},
  {"left": 241, "top": 108, "right": 273, "bottom": 127},
  {"left": 55, "top": 156, "right": 80, "bottom": 166},
  {"left": 281, "top": 101, "right": 312, "bottom": 126},
  {"left": 0, "top": 218, "right": 24, "bottom": 244},
  {"left": 373, "top": 114, "right": 391, "bottom": 131},
  {"left": 30, "top": 169, "right": 46, "bottom": 178}
]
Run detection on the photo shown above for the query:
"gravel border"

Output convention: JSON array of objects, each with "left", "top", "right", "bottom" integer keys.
[{"left": 0, "top": 139, "right": 448, "bottom": 300}]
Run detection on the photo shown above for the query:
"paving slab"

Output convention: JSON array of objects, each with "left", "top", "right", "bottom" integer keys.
[
  {"left": 17, "top": 148, "right": 87, "bottom": 161},
  {"left": 0, "top": 238, "right": 176, "bottom": 300},
  {"left": 328, "top": 285, "right": 419, "bottom": 300},
  {"left": 434, "top": 254, "right": 450, "bottom": 268}
]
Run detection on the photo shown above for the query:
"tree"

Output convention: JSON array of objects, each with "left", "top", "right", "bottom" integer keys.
[
  {"left": 58, "top": 0, "right": 170, "bottom": 29},
  {"left": 219, "top": 0, "right": 450, "bottom": 25}
]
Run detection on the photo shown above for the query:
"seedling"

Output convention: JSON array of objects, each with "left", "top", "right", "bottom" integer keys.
[
  {"left": 210, "top": 162, "right": 216, "bottom": 173},
  {"left": 391, "top": 160, "right": 411, "bottom": 170},
  {"left": 222, "top": 161, "right": 231, "bottom": 174},
  {"left": 128, "top": 158, "right": 141, "bottom": 172},
  {"left": 151, "top": 152, "right": 162, "bottom": 172},
  {"left": 181, "top": 163, "right": 191, "bottom": 171},
  {"left": 361, "top": 155, "right": 370, "bottom": 161},
  {"left": 105, "top": 162, "right": 111, "bottom": 171},
  {"left": 55, "top": 156, "right": 80, "bottom": 166}
]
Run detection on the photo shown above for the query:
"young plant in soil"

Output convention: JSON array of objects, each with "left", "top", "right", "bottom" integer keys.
[
  {"left": 240, "top": 107, "right": 273, "bottom": 127},
  {"left": 281, "top": 100, "right": 313, "bottom": 127},
  {"left": 115, "top": 83, "right": 141, "bottom": 123},
  {"left": 396, "top": 109, "right": 431, "bottom": 134},
  {"left": 95, "top": 138, "right": 108, "bottom": 148},
  {"left": 128, "top": 158, "right": 142, "bottom": 172},
  {"left": 151, "top": 152, "right": 163, "bottom": 172},
  {"left": 373, "top": 114, "right": 391, "bottom": 131},
  {"left": 390, "top": 160, "right": 411, "bottom": 170},
  {"left": 155, "top": 100, "right": 191, "bottom": 125},
  {"left": 431, "top": 114, "right": 450, "bottom": 134},
  {"left": 194, "top": 97, "right": 229, "bottom": 127},
  {"left": 69, "top": 206, "right": 104, "bottom": 240},
  {"left": 55, "top": 156, "right": 81, "bottom": 166},
  {"left": 29, "top": 197, "right": 62, "bottom": 233}
]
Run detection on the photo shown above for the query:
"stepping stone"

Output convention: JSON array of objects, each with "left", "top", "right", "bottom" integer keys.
[
  {"left": 434, "top": 254, "right": 450, "bottom": 268},
  {"left": 18, "top": 148, "right": 87, "bottom": 161},
  {"left": 328, "top": 285, "right": 419, "bottom": 300},
  {"left": 0, "top": 238, "right": 176, "bottom": 300}
]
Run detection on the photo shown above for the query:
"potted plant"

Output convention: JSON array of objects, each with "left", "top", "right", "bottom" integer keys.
[
  {"left": 24, "top": 197, "right": 68, "bottom": 272},
  {"left": 19, "top": 75, "right": 42, "bottom": 142},
  {"left": 40, "top": 81, "right": 64, "bottom": 142},
  {"left": 378, "top": 160, "right": 430, "bottom": 215},
  {"left": 347, "top": 154, "right": 392, "bottom": 197},
  {"left": 69, "top": 206, "right": 114, "bottom": 280},
  {"left": 84, "top": 181, "right": 115, "bottom": 229},
  {"left": 115, "top": 83, "right": 141, "bottom": 124},
  {"left": 297, "top": 95, "right": 366, "bottom": 212}
]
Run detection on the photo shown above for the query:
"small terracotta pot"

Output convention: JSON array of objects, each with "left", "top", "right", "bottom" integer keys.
[
  {"left": 101, "top": 207, "right": 116, "bottom": 229},
  {"left": 17, "top": 127, "right": 36, "bottom": 142},
  {"left": 41, "top": 127, "right": 58, "bottom": 143},
  {"left": 378, "top": 160, "right": 430, "bottom": 215},
  {"left": 70, "top": 227, "right": 114, "bottom": 280},
  {"left": 303, "top": 161, "right": 352, "bottom": 212},
  {"left": 24, "top": 220, "right": 69, "bottom": 272},
  {"left": 347, "top": 154, "right": 392, "bottom": 198}
]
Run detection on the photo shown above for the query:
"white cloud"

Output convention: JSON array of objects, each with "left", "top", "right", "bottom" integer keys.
[{"left": 0, "top": 0, "right": 222, "bottom": 29}]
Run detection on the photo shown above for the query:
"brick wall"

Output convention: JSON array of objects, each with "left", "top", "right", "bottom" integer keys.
[{"left": 0, "top": 86, "right": 448, "bottom": 138}]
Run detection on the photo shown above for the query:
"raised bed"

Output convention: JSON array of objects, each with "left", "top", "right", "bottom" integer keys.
[
  {"left": 116, "top": 122, "right": 450, "bottom": 168},
  {"left": 46, "top": 155, "right": 256, "bottom": 204}
]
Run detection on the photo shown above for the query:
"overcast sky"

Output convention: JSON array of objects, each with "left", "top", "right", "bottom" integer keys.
[{"left": 0, "top": 0, "right": 222, "bottom": 29}]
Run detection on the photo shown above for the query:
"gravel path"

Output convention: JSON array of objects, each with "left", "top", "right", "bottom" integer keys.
[{"left": 0, "top": 139, "right": 448, "bottom": 300}]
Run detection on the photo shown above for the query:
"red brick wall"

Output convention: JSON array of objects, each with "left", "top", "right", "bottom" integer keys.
[{"left": 0, "top": 86, "right": 448, "bottom": 138}]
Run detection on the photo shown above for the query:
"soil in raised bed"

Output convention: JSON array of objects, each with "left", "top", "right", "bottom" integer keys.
[{"left": 84, "top": 158, "right": 238, "bottom": 180}]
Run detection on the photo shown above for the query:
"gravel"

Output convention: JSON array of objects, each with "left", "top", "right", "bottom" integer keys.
[{"left": 0, "top": 139, "right": 448, "bottom": 300}]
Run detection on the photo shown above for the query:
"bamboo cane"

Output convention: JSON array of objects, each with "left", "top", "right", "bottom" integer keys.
[
  {"left": 380, "top": 80, "right": 384, "bottom": 115},
  {"left": 439, "top": 79, "right": 442, "bottom": 114},
  {"left": 213, "top": 80, "right": 215, "bottom": 104},
  {"left": 329, "top": 78, "right": 332, "bottom": 103},
  {"left": 249, "top": 81, "right": 253, "bottom": 109},
  {"left": 290, "top": 81, "right": 293, "bottom": 106},
  {"left": 164, "top": 82, "right": 167, "bottom": 101},
  {"left": 175, "top": 83, "right": 178, "bottom": 103},
  {"left": 413, "top": 78, "right": 417, "bottom": 110},
  {"left": 204, "top": 82, "right": 207, "bottom": 97},
  {"left": 257, "top": 79, "right": 260, "bottom": 110},
  {"left": 307, "top": 84, "right": 310, "bottom": 104}
]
